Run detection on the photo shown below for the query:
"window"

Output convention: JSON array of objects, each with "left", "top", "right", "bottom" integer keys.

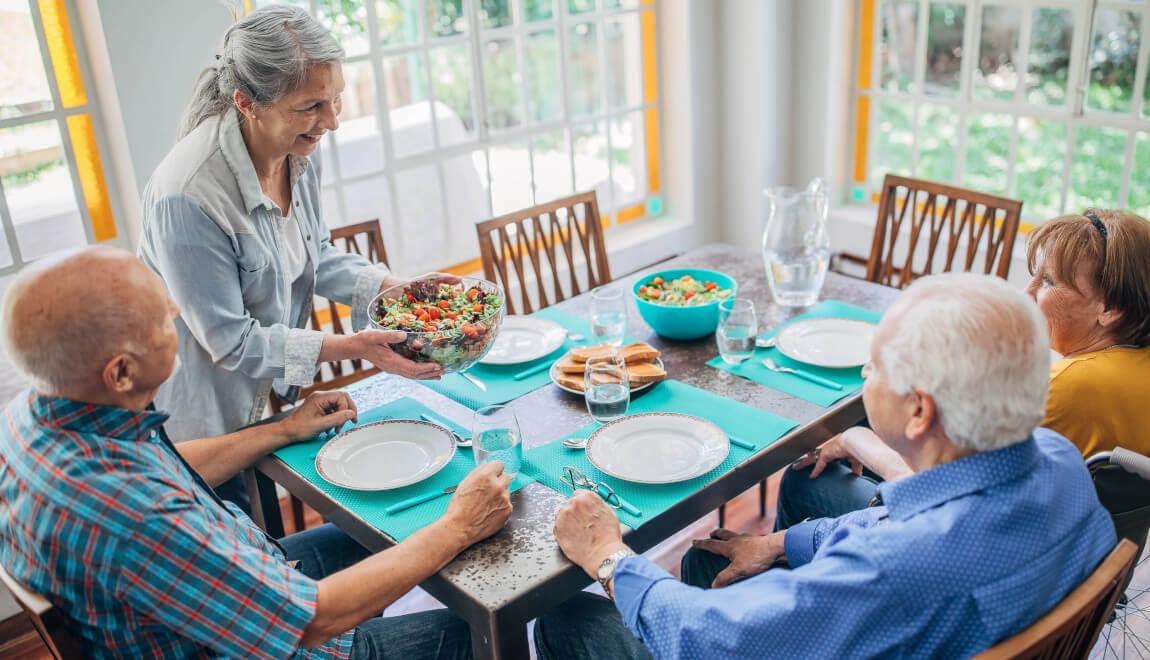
[
  {"left": 0, "top": 0, "right": 118, "bottom": 276},
  {"left": 850, "top": 0, "right": 1150, "bottom": 224},
  {"left": 256, "top": 0, "right": 663, "bottom": 274}
]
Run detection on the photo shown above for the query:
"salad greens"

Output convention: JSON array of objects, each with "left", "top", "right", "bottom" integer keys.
[{"left": 637, "top": 274, "right": 732, "bottom": 306}]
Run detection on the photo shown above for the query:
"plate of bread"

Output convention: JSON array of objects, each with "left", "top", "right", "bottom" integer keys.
[{"left": 549, "top": 342, "right": 667, "bottom": 394}]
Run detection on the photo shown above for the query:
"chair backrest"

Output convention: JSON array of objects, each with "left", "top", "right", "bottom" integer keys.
[
  {"left": 0, "top": 563, "right": 84, "bottom": 659},
  {"left": 868, "top": 174, "right": 1024, "bottom": 289},
  {"left": 475, "top": 191, "right": 612, "bottom": 315},
  {"left": 269, "top": 219, "right": 389, "bottom": 413},
  {"left": 973, "top": 538, "right": 1139, "bottom": 659}
]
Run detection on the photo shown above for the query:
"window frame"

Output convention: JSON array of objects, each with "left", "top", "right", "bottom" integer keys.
[
  {"left": 258, "top": 0, "right": 663, "bottom": 275},
  {"left": 0, "top": 0, "right": 123, "bottom": 276},
  {"left": 849, "top": 0, "right": 1150, "bottom": 227}
]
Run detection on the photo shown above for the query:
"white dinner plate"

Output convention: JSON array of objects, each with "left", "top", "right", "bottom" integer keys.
[
  {"left": 315, "top": 420, "right": 456, "bottom": 491},
  {"left": 774, "top": 317, "right": 877, "bottom": 368},
  {"left": 479, "top": 316, "right": 568, "bottom": 365},
  {"left": 586, "top": 413, "right": 729, "bottom": 484},
  {"left": 549, "top": 355, "right": 665, "bottom": 395}
]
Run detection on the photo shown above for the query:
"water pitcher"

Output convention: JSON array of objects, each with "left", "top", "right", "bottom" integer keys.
[{"left": 762, "top": 178, "right": 830, "bottom": 307}]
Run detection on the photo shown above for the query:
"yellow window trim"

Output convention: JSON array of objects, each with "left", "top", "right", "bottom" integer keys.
[{"left": 38, "top": 0, "right": 87, "bottom": 108}]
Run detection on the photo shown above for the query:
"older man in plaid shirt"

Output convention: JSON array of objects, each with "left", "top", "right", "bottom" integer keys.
[{"left": 0, "top": 247, "right": 513, "bottom": 658}]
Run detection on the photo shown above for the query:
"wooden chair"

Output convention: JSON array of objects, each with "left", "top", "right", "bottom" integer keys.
[
  {"left": 271, "top": 219, "right": 390, "bottom": 532},
  {"left": 475, "top": 191, "right": 612, "bottom": 315},
  {"left": 973, "top": 539, "right": 1139, "bottom": 659},
  {"left": 845, "top": 174, "right": 1024, "bottom": 289},
  {"left": 0, "top": 563, "right": 84, "bottom": 659}
]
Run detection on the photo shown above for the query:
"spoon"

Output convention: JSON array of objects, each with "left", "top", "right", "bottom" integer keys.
[
  {"left": 755, "top": 336, "right": 776, "bottom": 349},
  {"left": 562, "top": 437, "right": 589, "bottom": 450},
  {"left": 568, "top": 332, "right": 586, "bottom": 343}
]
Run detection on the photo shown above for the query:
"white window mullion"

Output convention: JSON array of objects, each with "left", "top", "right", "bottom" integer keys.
[
  {"left": 559, "top": 0, "right": 578, "bottom": 193},
  {"left": 1060, "top": 123, "right": 1075, "bottom": 214},
  {"left": 1119, "top": 127, "right": 1136, "bottom": 208},
  {"left": 953, "top": 0, "right": 978, "bottom": 186},
  {"left": 363, "top": 0, "right": 404, "bottom": 250},
  {"left": 1130, "top": 8, "right": 1150, "bottom": 121},
  {"left": 596, "top": 14, "right": 615, "bottom": 217},
  {"left": 1069, "top": 0, "right": 1096, "bottom": 116}
]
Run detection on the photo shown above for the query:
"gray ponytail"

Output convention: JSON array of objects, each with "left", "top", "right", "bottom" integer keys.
[{"left": 178, "top": 4, "right": 344, "bottom": 138}]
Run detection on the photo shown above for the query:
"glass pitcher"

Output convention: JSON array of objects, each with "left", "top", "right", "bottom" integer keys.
[{"left": 762, "top": 177, "right": 830, "bottom": 307}]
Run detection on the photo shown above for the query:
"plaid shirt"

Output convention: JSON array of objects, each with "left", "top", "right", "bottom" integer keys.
[{"left": 0, "top": 391, "right": 354, "bottom": 659}]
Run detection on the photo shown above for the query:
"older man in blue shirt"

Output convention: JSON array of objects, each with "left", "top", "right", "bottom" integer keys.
[{"left": 537, "top": 273, "right": 1117, "bottom": 659}]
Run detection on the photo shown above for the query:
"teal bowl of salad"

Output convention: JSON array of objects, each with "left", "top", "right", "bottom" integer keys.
[
  {"left": 369, "top": 276, "right": 505, "bottom": 373},
  {"left": 632, "top": 268, "right": 736, "bottom": 340}
]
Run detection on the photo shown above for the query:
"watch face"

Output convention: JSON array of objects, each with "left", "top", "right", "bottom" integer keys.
[{"left": 597, "top": 558, "right": 615, "bottom": 581}]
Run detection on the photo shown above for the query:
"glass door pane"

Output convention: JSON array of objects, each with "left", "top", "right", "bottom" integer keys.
[{"left": 0, "top": 1, "right": 55, "bottom": 119}]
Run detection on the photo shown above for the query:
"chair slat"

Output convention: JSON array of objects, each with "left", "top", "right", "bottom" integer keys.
[{"left": 475, "top": 191, "right": 612, "bottom": 314}]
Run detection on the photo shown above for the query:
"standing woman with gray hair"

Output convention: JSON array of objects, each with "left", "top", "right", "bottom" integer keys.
[{"left": 139, "top": 5, "right": 441, "bottom": 505}]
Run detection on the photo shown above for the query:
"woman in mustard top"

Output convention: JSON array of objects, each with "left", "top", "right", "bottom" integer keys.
[{"left": 1026, "top": 209, "right": 1150, "bottom": 458}]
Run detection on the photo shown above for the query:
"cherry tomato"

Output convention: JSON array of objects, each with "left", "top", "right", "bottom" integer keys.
[
  {"left": 438, "top": 300, "right": 451, "bottom": 309},
  {"left": 405, "top": 292, "right": 415, "bottom": 303},
  {"left": 684, "top": 290, "right": 695, "bottom": 300},
  {"left": 639, "top": 286, "right": 648, "bottom": 296},
  {"left": 446, "top": 311, "right": 460, "bottom": 320},
  {"left": 705, "top": 282, "right": 717, "bottom": 291},
  {"left": 467, "top": 288, "right": 480, "bottom": 301},
  {"left": 473, "top": 304, "right": 484, "bottom": 313},
  {"left": 423, "top": 323, "right": 437, "bottom": 332},
  {"left": 427, "top": 308, "right": 441, "bottom": 321},
  {"left": 651, "top": 276, "right": 665, "bottom": 286},
  {"left": 649, "top": 289, "right": 662, "bottom": 299}
]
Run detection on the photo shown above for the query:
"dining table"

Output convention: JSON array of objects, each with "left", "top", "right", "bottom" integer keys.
[{"left": 247, "top": 243, "right": 900, "bottom": 659}]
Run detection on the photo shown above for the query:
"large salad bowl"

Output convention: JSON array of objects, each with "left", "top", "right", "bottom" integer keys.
[{"left": 368, "top": 276, "right": 505, "bottom": 373}]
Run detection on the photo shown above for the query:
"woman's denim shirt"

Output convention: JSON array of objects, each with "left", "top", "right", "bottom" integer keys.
[{"left": 138, "top": 110, "right": 388, "bottom": 441}]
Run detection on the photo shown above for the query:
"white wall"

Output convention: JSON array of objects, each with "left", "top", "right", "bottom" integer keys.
[{"left": 95, "top": 0, "right": 235, "bottom": 196}]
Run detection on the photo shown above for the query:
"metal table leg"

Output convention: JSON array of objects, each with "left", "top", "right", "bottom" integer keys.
[{"left": 469, "top": 610, "right": 530, "bottom": 660}]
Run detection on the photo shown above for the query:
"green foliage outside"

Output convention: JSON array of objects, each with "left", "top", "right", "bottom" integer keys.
[{"left": 869, "top": 6, "right": 1150, "bottom": 220}]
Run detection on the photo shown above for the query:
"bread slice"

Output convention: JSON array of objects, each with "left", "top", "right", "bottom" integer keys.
[
  {"left": 554, "top": 361, "right": 665, "bottom": 390},
  {"left": 626, "top": 361, "right": 667, "bottom": 385},
  {"left": 569, "top": 342, "right": 661, "bottom": 364}
]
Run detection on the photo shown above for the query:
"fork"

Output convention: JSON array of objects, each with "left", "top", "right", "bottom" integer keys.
[{"left": 761, "top": 358, "right": 843, "bottom": 391}]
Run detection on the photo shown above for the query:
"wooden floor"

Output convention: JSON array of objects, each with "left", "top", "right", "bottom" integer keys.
[{"left": 4, "top": 475, "right": 1148, "bottom": 658}]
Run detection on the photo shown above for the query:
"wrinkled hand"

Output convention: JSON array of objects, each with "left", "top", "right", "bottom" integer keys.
[
  {"left": 791, "top": 428, "right": 866, "bottom": 478},
  {"left": 691, "top": 529, "right": 786, "bottom": 588},
  {"left": 554, "top": 491, "right": 628, "bottom": 577},
  {"left": 444, "top": 462, "right": 513, "bottom": 547},
  {"left": 279, "top": 391, "right": 358, "bottom": 442},
  {"left": 353, "top": 329, "right": 443, "bottom": 380}
]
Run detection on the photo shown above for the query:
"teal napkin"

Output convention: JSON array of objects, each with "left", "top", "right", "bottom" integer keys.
[
  {"left": 521, "top": 380, "right": 798, "bottom": 528},
  {"left": 707, "top": 300, "right": 882, "bottom": 407},
  {"left": 420, "top": 307, "right": 633, "bottom": 409},
  {"left": 273, "top": 397, "right": 532, "bottom": 542}
]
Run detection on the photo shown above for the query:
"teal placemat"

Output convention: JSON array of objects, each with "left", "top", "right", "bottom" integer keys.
[
  {"left": 707, "top": 300, "right": 882, "bottom": 407},
  {"left": 420, "top": 307, "right": 634, "bottom": 409},
  {"left": 273, "top": 397, "right": 531, "bottom": 542},
  {"left": 521, "top": 380, "right": 798, "bottom": 529}
]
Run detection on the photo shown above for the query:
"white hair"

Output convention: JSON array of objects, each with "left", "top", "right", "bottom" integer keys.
[
  {"left": 877, "top": 272, "right": 1050, "bottom": 452},
  {"left": 180, "top": 5, "right": 344, "bottom": 137}
]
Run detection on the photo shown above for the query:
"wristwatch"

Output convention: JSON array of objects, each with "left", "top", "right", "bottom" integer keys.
[{"left": 596, "top": 547, "right": 636, "bottom": 598}]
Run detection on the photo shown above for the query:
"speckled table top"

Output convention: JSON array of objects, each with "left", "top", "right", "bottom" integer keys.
[{"left": 258, "top": 243, "right": 901, "bottom": 617}]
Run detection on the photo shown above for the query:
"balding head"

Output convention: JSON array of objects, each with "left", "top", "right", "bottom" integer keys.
[
  {"left": 870, "top": 273, "right": 1050, "bottom": 453},
  {"left": 3, "top": 247, "right": 173, "bottom": 398}
]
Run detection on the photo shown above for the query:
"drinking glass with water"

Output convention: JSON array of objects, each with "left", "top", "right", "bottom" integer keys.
[
  {"left": 584, "top": 352, "right": 630, "bottom": 423},
  {"left": 472, "top": 405, "right": 523, "bottom": 478},
  {"left": 590, "top": 286, "right": 627, "bottom": 347},
  {"left": 717, "top": 298, "right": 757, "bottom": 365},
  {"left": 762, "top": 178, "right": 830, "bottom": 307}
]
